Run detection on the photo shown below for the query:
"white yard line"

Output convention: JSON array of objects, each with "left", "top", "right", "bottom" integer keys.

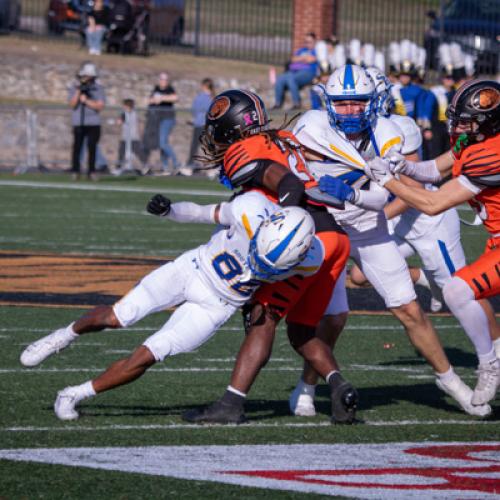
[
  {"left": 1, "top": 419, "right": 495, "bottom": 433},
  {"left": 0, "top": 180, "right": 230, "bottom": 198},
  {"left": 0, "top": 364, "right": 433, "bottom": 374}
]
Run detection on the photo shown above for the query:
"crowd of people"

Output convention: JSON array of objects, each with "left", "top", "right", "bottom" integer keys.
[{"left": 69, "top": 61, "right": 214, "bottom": 179}]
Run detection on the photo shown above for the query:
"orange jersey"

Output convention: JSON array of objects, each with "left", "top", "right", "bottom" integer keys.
[
  {"left": 223, "top": 130, "right": 316, "bottom": 192},
  {"left": 452, "top": 134, "right": 500, "bottom": 236}
]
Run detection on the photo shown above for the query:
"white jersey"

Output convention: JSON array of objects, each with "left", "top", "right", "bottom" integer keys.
[
  {"left": 388, "top": 113, "right": 447, "bottom": 240},
  {"left": 197, "top": 191, "right": 323, "bottom": 307},
  {"left": 293, "top": 110, "right": 403, "bottom": 234}
]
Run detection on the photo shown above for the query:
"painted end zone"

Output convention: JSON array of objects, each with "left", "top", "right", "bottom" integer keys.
[{"left": 0, "top": 442, "right": 498, "bottom": 498}]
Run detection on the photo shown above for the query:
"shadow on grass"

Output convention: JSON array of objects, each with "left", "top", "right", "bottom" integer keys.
[{"left": 42, "top": 380, "right": 498, "bottom": 422}]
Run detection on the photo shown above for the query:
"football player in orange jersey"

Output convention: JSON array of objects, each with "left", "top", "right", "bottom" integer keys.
[
  {"left": 364, "top": 79, "right": 500, "bottom": 406},
  {"left": 183, "top": 89, "right": 356, "bottom": 424}
]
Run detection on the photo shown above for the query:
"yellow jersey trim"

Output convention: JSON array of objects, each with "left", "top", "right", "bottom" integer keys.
[
  {"left": 380, "top": 136, "right": 402, "bottom": 157},
  {"left": 329, "top": 143, "right": 365, "bottom": 169},
  {"left": 241, "top": 213, "right": 253, "bottom": 239}
]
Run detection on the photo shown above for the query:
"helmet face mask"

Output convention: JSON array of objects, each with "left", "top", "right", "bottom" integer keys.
[
  {"left": 247, "top": 207, "right": 315, "bottom": 281},
  {"left": 324, "top": 64, "right": 377, "bottom": 135}
]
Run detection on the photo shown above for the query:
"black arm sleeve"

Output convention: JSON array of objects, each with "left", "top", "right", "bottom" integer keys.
[{"left": 277, "top": 172, "right": 306, "bottom": 207}]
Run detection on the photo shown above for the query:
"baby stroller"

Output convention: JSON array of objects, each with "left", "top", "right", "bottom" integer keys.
[{"left": 106, "top": 0, "right": 149, "bottom": 55}]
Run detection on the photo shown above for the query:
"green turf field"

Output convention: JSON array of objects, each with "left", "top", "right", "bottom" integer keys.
[{"left": 0, "top": 174, "right": 498, "bottom": 499}]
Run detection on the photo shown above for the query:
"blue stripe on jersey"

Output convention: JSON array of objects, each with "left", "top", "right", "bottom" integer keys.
[
  {"left": 438, "top": 240, "right": 456, "bottom": 275},
  {"left": 368, "top": 126, "right": 380, "bottom": 157},
  {"left": 343, "top": 64, "right": 355, "bottom": 90},
  {"left": 337, "top": 170, "right": 365, "bottom": 186}
]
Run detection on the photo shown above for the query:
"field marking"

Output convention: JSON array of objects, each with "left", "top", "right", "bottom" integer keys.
[
  {"left": 0, "top": 364, "right": 434, "bottom": 374},
  {"left": 0, "top": 324, "right": 461, "bottom": 333},
  {"left": 2, "top": 419, "right": 496, "bottom": 433},
  {"left": 0, "top": 180, "right": 230, "bottom": 198}
]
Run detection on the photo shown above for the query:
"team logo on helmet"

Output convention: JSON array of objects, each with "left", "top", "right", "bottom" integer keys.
[
  {"left": 472, "top": 87, "right": 500, "bottom": 112},
  {"left": 208, "top": 96, "right": 231, "bottom": 120}
]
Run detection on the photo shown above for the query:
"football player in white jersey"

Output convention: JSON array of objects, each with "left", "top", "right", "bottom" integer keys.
[
  {"left": 288, "top": 64, "right": 490, "bottom": 417},
  {"left": 348, "top": 68, "right": 467, "bottom": 314},
  {"left": 20, "top": 191, "right": 322, "bottom": 420}
]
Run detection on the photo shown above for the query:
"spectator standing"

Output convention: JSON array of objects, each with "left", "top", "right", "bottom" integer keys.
[
  {"left": 186, "top": 78, "right": 215, "bottom": 169},
  {"left": 142, "top": 72, "right": 180, "bottom": 175},
  {"left": 273, "top": 32, "right": 318, "bottom": 110},
  {"left": 116, "top": 98, "right": 144, "bottom": 174},
  {"left": 85, "top": 0, "right": 110, "bottom": 56},
  {"left": 68, "top": 62, "right": 106, "bottom": 181}
]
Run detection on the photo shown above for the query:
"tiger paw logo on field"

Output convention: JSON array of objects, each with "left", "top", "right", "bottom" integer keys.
[{"left": 208, "top": 96, "right": 231, "bottom": 119}]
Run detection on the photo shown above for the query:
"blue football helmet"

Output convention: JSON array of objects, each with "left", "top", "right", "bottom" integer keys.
[{"left": 322, "top": 64, "right": 377, "bottom": 134}]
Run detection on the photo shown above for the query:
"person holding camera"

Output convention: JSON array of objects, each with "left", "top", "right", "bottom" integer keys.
[{"left": 69, "top": 62, "right": 106, "bottom": 181}]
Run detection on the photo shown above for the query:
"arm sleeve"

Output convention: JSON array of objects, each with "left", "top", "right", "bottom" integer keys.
[
  {"left": 401, "top": 159, "right": 442, "bottom": 184},
  {"left": 353, "top": 182, "right": 390, "bottom": 211},
  {"left": 277, "top": 172, "right": 306, "bottom": 206},
  {"left": 167, "top": 202, "right": 218, "bottom": 224}
]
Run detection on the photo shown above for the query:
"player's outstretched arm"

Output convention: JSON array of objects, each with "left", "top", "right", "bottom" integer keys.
[
  {"left": 147, "top": 194, "right": 220, "bottom": 224},
  {"left": 389, "top": 150, "right": 454, "bottom": 183},
  {"left": 383, "top": 177, "right": 474, "bottom": 216}
]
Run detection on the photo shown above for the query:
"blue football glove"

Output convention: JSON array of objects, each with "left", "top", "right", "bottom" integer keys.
[{"left": 318, "top": 175, "right": 356, "bottom": 203}]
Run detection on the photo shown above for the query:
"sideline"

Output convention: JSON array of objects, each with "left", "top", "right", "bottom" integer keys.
[{"left": 0, "top": 180, "right": 230, "bottom": 198}]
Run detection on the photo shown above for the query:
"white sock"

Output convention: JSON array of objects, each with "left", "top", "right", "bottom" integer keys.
[
  {"left": 297, "top": 378, "right": 316, "bottom": 396},
  {"left": 443, "top": 277, "right": 493, "bottom": 356},
  {"left": 415, "top": 269, "right": 430, "bottom": 289},
  {"left": 436, "top": 366, "right": 458, "bottom": 385},
  {"left": 325, "top": 370, "right": 339, "bottom": 384},
  {"left": 227, "top": 385, "right": 246, "bottom": 398},
  {"left": 66, "top": 322, "right": 79, "bottom": 339},
  {"left": 493, "top": 338, "right": 500, "bottom": 359},
  {"left": 478, "top": 348, "right": 498, "bottom": 366},
  {"left": 72, "top": 381, "right": 96, "bottom": 402}
]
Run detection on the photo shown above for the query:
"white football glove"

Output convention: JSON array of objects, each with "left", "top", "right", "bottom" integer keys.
[
  {"left": 365, "top": 157, "right": 394, "bottom": 187},
  {"left": 386, "top": 151, "right": 408, "bottom": 174}
]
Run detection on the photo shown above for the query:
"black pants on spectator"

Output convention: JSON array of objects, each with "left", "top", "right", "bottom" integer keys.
[
  {"left": 187, "top": 126, "right": 204, "bottom": 166},
  {"left": 72, "top": 125, "right": 101, "bottom": 174}
]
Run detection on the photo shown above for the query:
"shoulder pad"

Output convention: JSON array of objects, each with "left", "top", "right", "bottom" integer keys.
[
  {"left": 373, "top": 116, "right": 403, "bottom": 157},
  {"left": 224, "top": 136, "right": 275, "bottom": 185},
  {"left": 460, "top": 145, "right": 500, "bottom": 188},
  {"left": 390, "top": 115, "right": 422, "bottom": 154},
  {"left": 294, "top": 111, "right": 366, "bottom": 170}
]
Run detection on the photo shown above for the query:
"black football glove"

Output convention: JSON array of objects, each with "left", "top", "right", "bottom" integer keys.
[{"left": 147, "top": 194, "right": 171, "bottom": 217}]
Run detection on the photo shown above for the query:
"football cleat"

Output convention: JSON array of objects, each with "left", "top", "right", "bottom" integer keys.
[
  {"left": 329, "top": 373, "right": 358, "bottom": 424},
  {"left": 436, "top": 376, "right": 491, "bottom": 417},
  {"left": 471, "top": 360, "right": 500, "bottom": 406},
  {"left": 182, "top": 399, "right": 246, "bottom": 424},
  {"left": 20, "top": 328, "right": 75, "bottom": 367},
  {"left": 289, "top": 383, "right": 316, "bottom": 417},
  {"left": 54, "top": 387, "right": 80, "bottom": 421}
]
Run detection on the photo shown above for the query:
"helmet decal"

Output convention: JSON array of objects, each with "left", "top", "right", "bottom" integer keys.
[
  {"left": 208, "top": 96, "right": 231, "bottom": 120},
  {"left": 343, "top": 64, "right": 356, "bottom": 91},
  {"left": 265, "top": 218, "right": 305, "bottom": 263},
  {"left": 472, "top": 88, "right": 500, "bottom": 112}
]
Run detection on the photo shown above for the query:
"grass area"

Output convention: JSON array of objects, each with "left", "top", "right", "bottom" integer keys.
[{"left": 0, "top": 175, "right": 497, "bottom": 498}]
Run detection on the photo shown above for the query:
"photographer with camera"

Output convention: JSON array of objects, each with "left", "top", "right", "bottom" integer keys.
[{"left": 68, "top": 62, "right": 106, "bottom": 181}]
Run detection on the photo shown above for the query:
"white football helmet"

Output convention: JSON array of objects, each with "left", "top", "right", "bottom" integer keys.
[
  {"left": 322, "top": 64, "right": 377, "bottom": 134},
  {"left": 248, "top": 207, "right": 315, "bottom": 280},
  {"left": 365, "top": 67, "right": 394, "bottom": 117}
]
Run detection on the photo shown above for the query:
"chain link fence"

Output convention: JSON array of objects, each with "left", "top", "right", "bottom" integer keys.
[{"left": 0, "top": 103, "right": 200, "bottom": 173}]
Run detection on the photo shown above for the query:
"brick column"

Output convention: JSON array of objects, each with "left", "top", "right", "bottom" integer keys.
[{"left": 293, "top": 0, "right": 338, "bottom": 52}]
